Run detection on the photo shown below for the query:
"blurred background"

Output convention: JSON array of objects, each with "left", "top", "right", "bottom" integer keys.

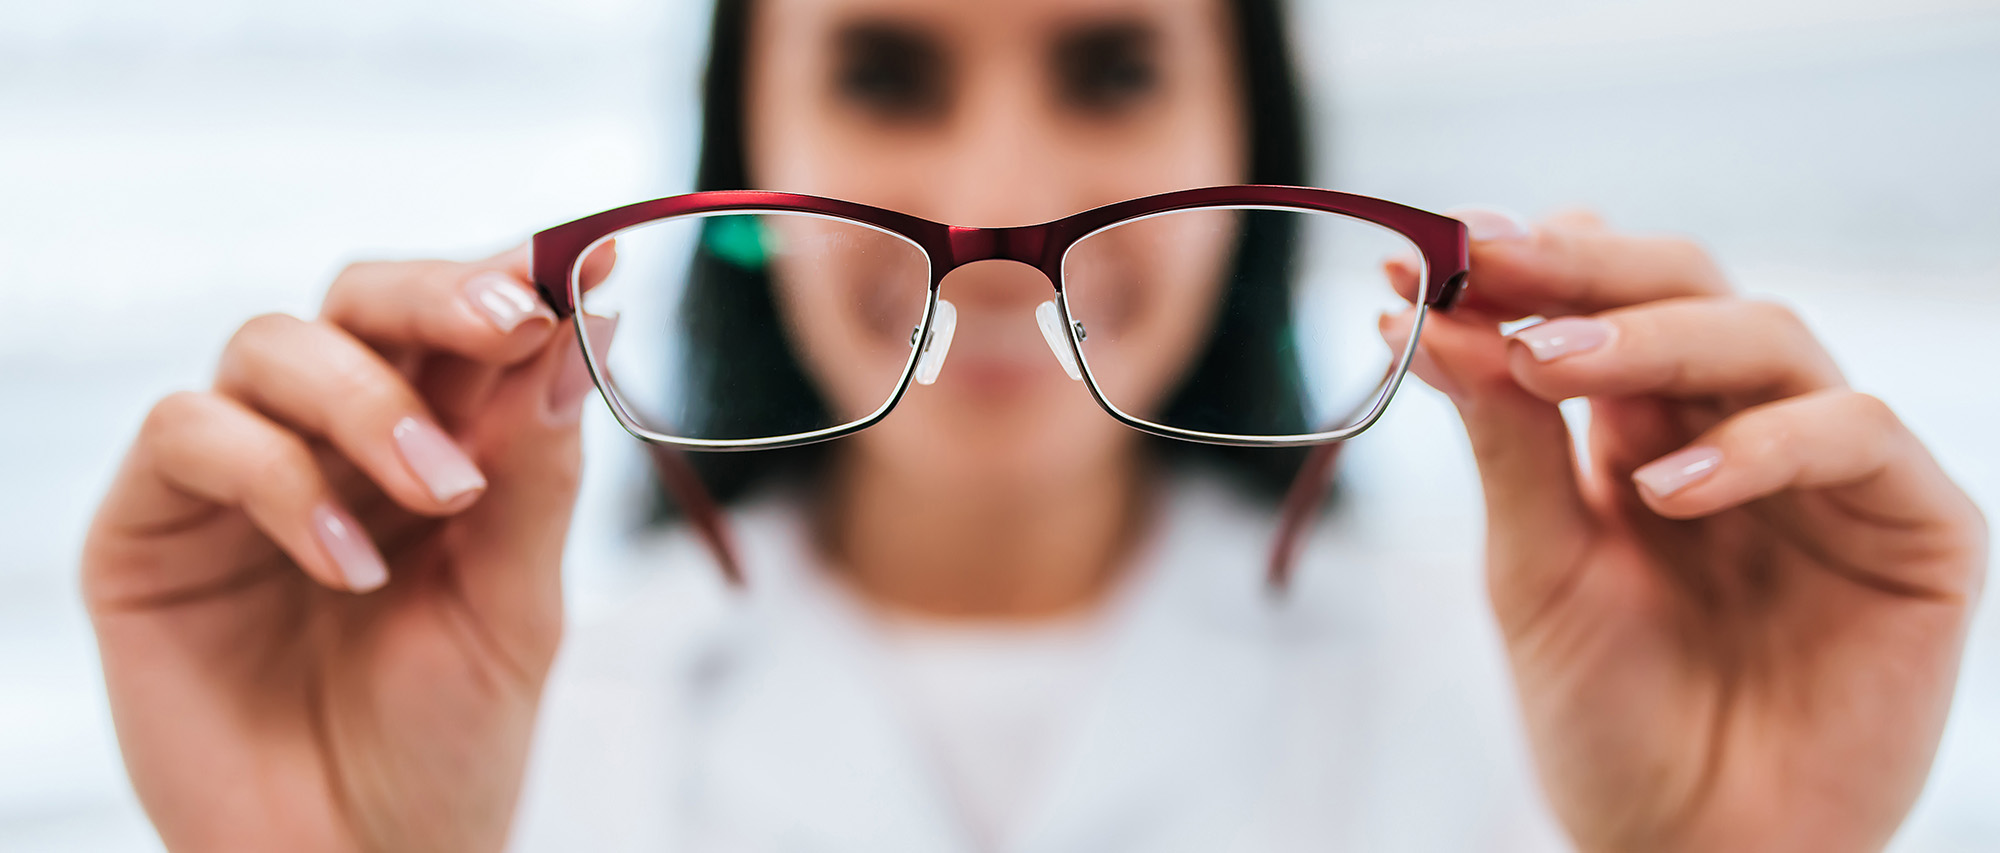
[{"left": 2, "top": 0, "right": 1996, "bottom": 849}]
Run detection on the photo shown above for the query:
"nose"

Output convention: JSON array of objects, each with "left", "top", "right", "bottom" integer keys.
[
  {"left": 916, "top": 260, "right": 1084, "bottom": 386},
  {"left": 910, "top": 59, "right": 1099, "bottom": 385},
  {"left": 911, "top": 296, "right": 1083, "bottom": 386},
  {"left": 922, "top": 54, "right": 1086, "bottom": 229}
]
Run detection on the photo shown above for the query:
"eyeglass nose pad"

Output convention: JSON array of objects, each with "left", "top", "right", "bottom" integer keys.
[
  {"left": 914, "top": 299, "right": 957, "bottom": 386},
  {"left": 1035, "top": 300, "right": 1083, "bottom": 381}
]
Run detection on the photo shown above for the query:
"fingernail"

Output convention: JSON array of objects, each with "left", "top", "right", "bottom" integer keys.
[
  {"left": 1633, "top": 446, "right": 1723, "bottom": 499},
  {"left": 463, "top": 271, "right": 552, "bottom": 333},
  {"left": 392, "top": 416, "right": 487, "bottom": 505},
  {"left": 312, "top": 503, "right": 388, "bottom": 592},
  {"left": 547, "top": 314, "right": 618, "bottom": 424},
  {"left": 1511, "top": 316, "right": 1613, "bottom": 362},
  {"left": 1448, "top": 206, "right": 1532, "bottom": 242}
]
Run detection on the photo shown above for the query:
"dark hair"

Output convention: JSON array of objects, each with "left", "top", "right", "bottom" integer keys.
[{"left": 661, "top": 0, "right": 1317, "bottom": 517}]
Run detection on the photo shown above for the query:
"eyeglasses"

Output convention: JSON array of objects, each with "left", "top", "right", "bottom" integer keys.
[{"left": 532, "top": 186, "right": 1469, "bottom": 587}]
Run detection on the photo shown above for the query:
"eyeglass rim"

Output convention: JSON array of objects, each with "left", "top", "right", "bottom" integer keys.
[{"left": 530, "top": 185, "right": 1470, "bottom": 450}]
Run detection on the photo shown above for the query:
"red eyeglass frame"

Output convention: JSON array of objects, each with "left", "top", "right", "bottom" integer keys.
[{"left": 532, "top": 185, "right": 1469, "bottom": 591}]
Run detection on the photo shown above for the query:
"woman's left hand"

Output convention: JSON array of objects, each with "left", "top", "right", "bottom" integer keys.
[{"left": 1380, "top": 210, "right": 1988, "bottom": 853}]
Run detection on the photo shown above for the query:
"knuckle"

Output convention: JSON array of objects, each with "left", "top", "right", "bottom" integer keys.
[
  {"left": 1841, "top": 391, "right": 1900, "bottom": 432},
  {"left": 1545, "top": 206, "right": 1607, "bottom": 231},
  {"left": 1745, "top": 298, "right": 1805, "bottom": 334},
  {"left": 218, "top": 313, "right": 317, "bottom": 389},
  {"left": 1656, "top": 236, "right": 1727, "bottom": 290},
  {"left": 240, "top": 432, "right": 319, "bottom": 506},
  {"left": 226, "top": 312, "right": 302, "bottom": 353},
  {"left": 1665, "top": 236, "right": 1716, "bottom": 270},
  {"left": 141, "top": 390, "right": 212, "bottom": 443},
  {"left": 323, "top": 263, "right": 376, "bottom": 314},
  {"left": 329, "top": 260, "right": 394, "bottom": 294},
  {"left": 329, "top": 257, "right": 461, "bottom": 307},
  {"left": 335, "top": 260, "right": 383, "bottom": 281},
  {"left": 328, "top": 364, "right": 418, "bottom": 428},
  {"left": 1742, "top": 299, "right": 1844, "bottom": 386}
]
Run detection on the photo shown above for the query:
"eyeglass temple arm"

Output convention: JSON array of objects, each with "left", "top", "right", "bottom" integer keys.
[
  {"left": 642, "top": 437, "right": 746, "bottom": 588},
  {"left": 1267, "top": 442, "right": 1339, "bottom": 593},
  {"left": 533, "top": 246, "right": 741, "bottom": 585},
  {"left": 1269, "top": 252, "right": 1465, "bottom": 592},
  {"left": 1265, "top": 353, "right": 1407, "bottom": 592}
]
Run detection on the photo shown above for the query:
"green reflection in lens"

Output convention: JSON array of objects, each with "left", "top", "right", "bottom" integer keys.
[{"left": 702, "top": 216, "right": 771, "bottom": 270}]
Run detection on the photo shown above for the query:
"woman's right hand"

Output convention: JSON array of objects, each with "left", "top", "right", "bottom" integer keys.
[{"left": 82, "top": 245, "right": 613, "bottom": 852}]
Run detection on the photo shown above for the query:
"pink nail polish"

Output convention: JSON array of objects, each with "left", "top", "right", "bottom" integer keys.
[
  {"left": 1512, "top": 317, "right": 1613, "bottom": 362},
  {"left": 312, "top": 503, "right": 388, "bottom": 592},
  {"left": 392, "top": 416, "right": 487, "bottom": 504},
  {"left": 1633, "top": 446, "right": 1723, "bottom": 499},
  {"left": 547, "top": 314, "right": 618, "bottom": 424},
  {"left": 464, "top": 271, "right": 550, "bottom": 333},
  {"left": 1447, "top": 206, "right": 1532, "bottom": 242}
]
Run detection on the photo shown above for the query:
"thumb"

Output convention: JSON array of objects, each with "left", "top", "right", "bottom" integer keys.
[
  {"left": 441, "top": 314, "right": 617, "bottom": 678},
  {"left": 1380, "top": 307, "right": 1594, "bottom": 636}
]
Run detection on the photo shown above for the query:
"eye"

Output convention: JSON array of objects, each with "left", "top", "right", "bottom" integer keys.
[
  {"left": 1054, "top": 23, "right": 1160, "bottom": 114},
  {"left": 833, "top": 23, "right": 948, "bottom": 121}
]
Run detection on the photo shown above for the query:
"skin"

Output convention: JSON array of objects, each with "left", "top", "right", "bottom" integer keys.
[
  {"left": 744, "top": 0, "right": 1250, "bottom": 616},
  {"left": 1380, "top": 209, "right": 1986, "bottom": 851},
  {"left": 79, "top": 0, "right": 1985, "bottom": 851}
]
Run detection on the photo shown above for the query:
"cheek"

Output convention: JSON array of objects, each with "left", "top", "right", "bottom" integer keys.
[
  {"left": 768, "top": 220, "right": 932, "bottom": 423},
  {"left": 1062, "top": 211, "right": 1238, "bottom": 417}
]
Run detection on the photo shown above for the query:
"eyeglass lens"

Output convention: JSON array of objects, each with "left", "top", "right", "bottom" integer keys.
[
  {"left": 575, "top": 205, "right": 1420, "bottom": 444},
  {"left": 1060, "top": 207, "right": 1423, "bottom": 439},
  {"left": 577, "top": 211, "right": 932, "bottom": 442}
]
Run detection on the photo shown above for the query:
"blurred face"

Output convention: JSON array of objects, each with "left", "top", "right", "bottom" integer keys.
[{"left": 746, "top": 0, "right": 1247, "bottom": 488}]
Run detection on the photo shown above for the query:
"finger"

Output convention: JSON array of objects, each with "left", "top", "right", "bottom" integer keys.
[
  {"left": 1631, "top": 390, "right": 1987, "bottom": 595},
  {"left": 577, "top": 240, "right": 618, "bottom": 291},
  {"left": 424, "top": 314, "right": 619, "bottom": 677},
  {"left": 1537, "top": 207, "right": 1609, "bottom": 232},
  {"left": 415, "top": 242, "right": 621, "bottom": 428},
  {"left": 132, "top": 391, "right": 388, "bottom": 593},
  {"left": 1506, "top": 297, "right": 1846, "bottom": 405},
  {"left": 1380, "top": 307, "right": 1596, "bottom": 634},
  {"left": 1448, "top": 210, "right": 1731, "bottom": 317},
  {"left": 322, "top": 247, "right": 559, "bottom": 366},
  {"left": 216, "top": 314, "right": 488, "bottom": 516},
  {"left": 1585, "top": 393, "right": 1707, "bottom": 496},
  {"left": 417, "top": 351, "right": 505, "bottom": 431},
  {"left": 1383, "top": 209, "right": 1605, "bottom": 306},
  {"left": 1635, "top": 390, "right": 1937, "bottom": 517}
]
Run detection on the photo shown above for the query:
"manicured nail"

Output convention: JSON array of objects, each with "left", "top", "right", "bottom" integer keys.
[
  {"left": 1512, "top": 316, "right": 1613, "bottom": 362},
  {"left": 463, "top": 271, "right": 552, "bottom": 333},
  {"left": 312, "top": 503, "right": 388, "bottom": 592},
  {"left": 1448, "top": 206, "right": 1532, "bottom": 242},
  {"left": 1633, "top": 446, "right": 1723, "bottom": 499},
  {"left": 392, "top": 416, "right": 487, "bottom": 505},
  {"left": 547, "top": 314, "right": 619, "bottom": 424}
]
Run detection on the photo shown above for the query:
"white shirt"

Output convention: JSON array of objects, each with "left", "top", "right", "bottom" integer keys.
[
  {"left": 859, "top": 598, "right": 1116, "bottom": 851},
  {"left": 511, "top": 474, "right": 1571, "bottom": 852}
]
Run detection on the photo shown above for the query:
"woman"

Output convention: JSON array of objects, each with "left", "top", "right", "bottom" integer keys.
[{"left": 81, "top": 0, "right": 1986, "bottom": 850}]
